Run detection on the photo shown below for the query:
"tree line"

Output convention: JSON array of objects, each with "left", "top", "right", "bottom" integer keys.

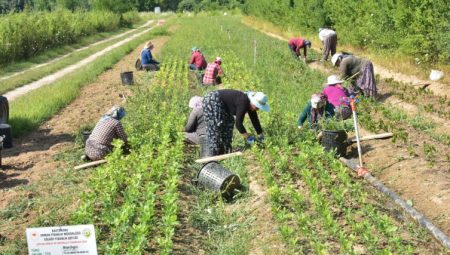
[{"left": 0, "top": 0, "right": 243, "bottom": 13}]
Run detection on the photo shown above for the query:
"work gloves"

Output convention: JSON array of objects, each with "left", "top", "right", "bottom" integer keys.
[
  {"left": 246, "top": 134, "right": 265, "bottom": 145},
  {"left": 246, "top": 136, "right": 256, "bottom": 145}
]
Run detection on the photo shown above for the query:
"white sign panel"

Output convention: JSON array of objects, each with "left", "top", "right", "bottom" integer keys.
[{"left": 26, "top": 224, "right": 97, "bottom": 255}]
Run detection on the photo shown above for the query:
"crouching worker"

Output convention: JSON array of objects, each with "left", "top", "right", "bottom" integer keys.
[
  {"left": 322, "top": 75, "right": 352, "bottom": 120},
  {"left": 141, "top": 41, "right": 160, "bottom": 71},
  {"left": 189, "top": 47, "right": 207, "bottom": 71},
  {"left": 288, "top": 37, "right": 311, "bottom": 62},
  {"left": 203, "top": 89, "right": 269, "bottom": 156},
  {"left": 85, "top": 106, "right": 128, "bottom": 161},
  {"left": 184, "top": 96, "right": 206, "bottom": 144},
  {"left": 298, "top": 93, "right": 334, "bottom": 129},
  {"left": 332, "top": 53, "right": 377, "bottom": 98},
  {"left": 203, "top": 57, "right": 224, "bottom": 85}
]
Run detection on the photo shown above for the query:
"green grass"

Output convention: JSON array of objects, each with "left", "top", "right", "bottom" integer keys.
[
  {"left": 0, "top": 23, "right": 155, "bottom": 95},
  {"left": 9, "top": 25, "right": 169, "bottom": 137}
]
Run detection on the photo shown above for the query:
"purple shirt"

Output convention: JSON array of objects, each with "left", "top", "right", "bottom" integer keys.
[{"left": 322, "top": 85, "right": 349, "bottom": 107}]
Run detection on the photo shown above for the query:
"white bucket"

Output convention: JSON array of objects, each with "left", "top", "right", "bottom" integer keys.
[
  {"left": 154, "top": 6, "right": 161, "bottom": 14},
  {"left": 429, "top": 70, "right": 444, "bottom": 81}
]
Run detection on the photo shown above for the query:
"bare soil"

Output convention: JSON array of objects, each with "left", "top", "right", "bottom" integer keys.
[
  {"left": 251, "top": 28, "right": 450, "bottom": 240},
  {"left": 0, "top": 37, "right": 169, "bottom": 246}
]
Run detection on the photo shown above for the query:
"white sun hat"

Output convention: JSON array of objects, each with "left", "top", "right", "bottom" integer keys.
[
  {"left": 248, "top": 91, "right": 270, "bottom": 112},
  {"left": 326, "top": 75, "right": 344, "bottom": 85},
  {"left": 188, "top": 96, "right": 203, "bottom": 109},
  {"left": 331, "top": 53, "right": 342, "bottom": 66}
]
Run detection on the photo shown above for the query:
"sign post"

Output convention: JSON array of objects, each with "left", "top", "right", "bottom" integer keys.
[{"left": 26, "top": 224, "right": 97, "bottom": 255}]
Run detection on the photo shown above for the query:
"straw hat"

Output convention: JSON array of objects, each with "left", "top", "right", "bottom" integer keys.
[
  {"left": 145, "top": 41, "right": 154, "bottom": 49},
  {"left": 326, "top": 75, "right": 344, "bottom": 85},
  {"left": 248, "top": 91, "right": 270, "bottom": 112}
]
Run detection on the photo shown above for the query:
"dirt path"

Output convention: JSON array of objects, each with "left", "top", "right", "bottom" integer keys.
[
  {"left": 0, "top": 37, "right": 169, "bottom": 211},
  {"left": 247, "top": 26, "right": 450, "bottom": 238},
  {"left": 245, "top": 160, "right": 287, "bottom": 254},
  {"left": 260, "top": 29, "right": 449, "bottom": 98},
  {"left": 0, "top": 20, "right": 154, "bottom": 83},
  {"left": 3, "top": 21, "right": 161, "bottom": 102}
]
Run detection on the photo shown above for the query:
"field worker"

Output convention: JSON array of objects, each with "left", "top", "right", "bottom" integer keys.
[
  {"left": 141, "top": 41, "right": 160, "bottom": 71},
  {"left": 288, "top": 37, "right": 311, "bottom": 62},
  {"left": 332, "top": 54, "right": 377, "bottom": 98},
  {"left": 189, "top": 47, "right": 207, "bottom": 71},
  {"left": 202, "top": 89, "right": 269, "bottom": 155},
  {"left": 184, "top": 96, "right": 206, "bottom": 144},
  {"left": 85, "top": 106, "right": 128, "bottom": 161},
  {"left": 298, "top": 93, "right": 334, "bottom": 129},
  {"left": 319, "top": 28, "right": 337, "bottom": 61},
  {"left": 203, "top": 57, "right": 225, "bottom": 85},
  {"left": 322, "top": 75, "right": 352, "bottom": 120}
]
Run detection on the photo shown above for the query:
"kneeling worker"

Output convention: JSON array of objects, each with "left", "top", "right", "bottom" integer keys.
[
  {"left": 298, "top": 93, "right": 335, "bottom": 129},
  {"left": 85, "top": 106, "right": 128, "bottom": 161},
  {"left": 184, "top": 96, "right": 206, "bottom": 144}
]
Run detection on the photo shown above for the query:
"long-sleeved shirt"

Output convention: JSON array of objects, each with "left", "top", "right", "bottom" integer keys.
[
  {"left": 218, "top": 89, "right": 263, "bottom": 134},
  {"left": 288, "top": 38, "right": 305, "bottom": 54},
  {"left": 322, "top": 85, "right": 350, "bottom": 108},
  {"left": 184, "top": 107, "right": 206, "bottom": 136},
  {"left": 339, "top": 56, "right": 368, "bottom": 80},
  {"left": 141, "top": 49, "right": 159, "bottom": 65},
  {"left": 319, "top": 29, "right": 336, "bottom": 42},
  {"left": 203, "top": 62, "right": 223, "bottom": 84},
  {"left": 89, "top": 117, "right": 127, "bottom": 148},
  {"left": 189, "top": 51, "right": 207, "bottom": 70},
  {"left": 298, "top": 102, "right": 335, "bottom": 126}
]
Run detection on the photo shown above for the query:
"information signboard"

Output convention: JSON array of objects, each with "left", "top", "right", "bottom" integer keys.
[{"left": 26, "top": 224, "right": 97, "bottom": 255}]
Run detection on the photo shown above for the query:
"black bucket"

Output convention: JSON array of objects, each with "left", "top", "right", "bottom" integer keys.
[
  {"left": 321, "top": 130, "right": 348, "bottom": 157},
  {"left": 82, "top": 131, "right": 91, "bottom": 146},
  {"left": 0, "top": 124, "right": 12, "bottom": 148},
  {"left": 196, "top": 161, "right": 241, "bottom": 197},
  {"left": 120, "top": 71, "right": 134, "bottom": 85}
]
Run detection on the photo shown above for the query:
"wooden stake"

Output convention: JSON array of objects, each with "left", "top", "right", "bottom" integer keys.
[
  {"left": 74, "top": 159, "right": 107, "bottom": 170},
  {"left": 195, "top": 151, "right": 243, "bottom": 164},
  {"left": 347, "top": 132, "right": 393, "bottom": 143}
]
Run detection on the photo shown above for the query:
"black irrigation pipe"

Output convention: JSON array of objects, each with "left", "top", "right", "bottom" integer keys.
[{"left": 339, "top": 157, "right": 450, "bottom": 250}]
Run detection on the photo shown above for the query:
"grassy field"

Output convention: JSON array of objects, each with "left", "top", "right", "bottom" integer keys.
[{"left": 0, "top": 14, "right": 447, "bottom": 254}]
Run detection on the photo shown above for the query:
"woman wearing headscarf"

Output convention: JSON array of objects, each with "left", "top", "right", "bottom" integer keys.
[
  {"left": 184, "top": 96, "right": 206, "bottom": 144},
  {"left": 203, "top": 57, "right": 225, "bottom": 85},
  {"left": 331, "top": 53, "right": 377, "bottom": 98},
  {"left": 188, "top": 47, "right": 207, "bottom": 71},
  {"left": 318, "top": 28, "right": 337, "bottom": 61},
  {"left": 202, "top": 89, "right": 269, "bottom": 156},
  {"left": 298, "top": 93, "right": 335, "bottom": 129},
  {"left": 85, "top": 106, "right": 128, "bottom": 160},
  {"left": 141, "top": 41, "right": 160, "bottom": 71},
  {"left": 322, "top": 75, "right": 352, "bottom": 120},
  {"left": 288, "top": 37, "right": 311, "bottom": 62}
]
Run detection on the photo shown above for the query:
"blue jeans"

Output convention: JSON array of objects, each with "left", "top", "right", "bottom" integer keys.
[{"left": 189, "top": 64, "right": 198, "bottom": 70}]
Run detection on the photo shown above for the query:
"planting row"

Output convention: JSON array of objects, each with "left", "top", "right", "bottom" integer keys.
[
  {"left": 159, "top": 16, "right": 446, "bottom": 253},
  {"left": 71, "top": 58, "right": 189, "bottom": 254}
]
